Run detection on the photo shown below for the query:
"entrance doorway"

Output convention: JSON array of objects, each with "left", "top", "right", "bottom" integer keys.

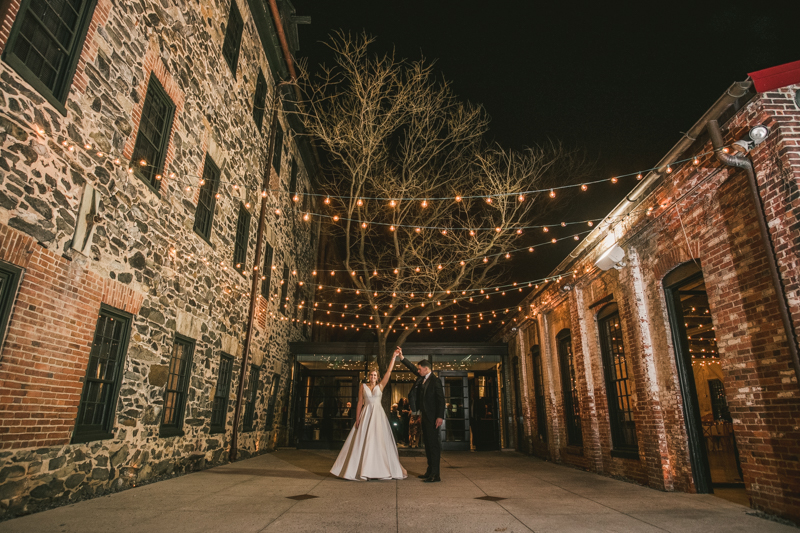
[
  {"left": 471, "top": 370, "right": 500, "bottom": 450},
  {"left": 440, "top": 371, "right": 469, "bottom": 450},
  {"left": 665, "top": 263, "right": 744, "bottom": 497}
]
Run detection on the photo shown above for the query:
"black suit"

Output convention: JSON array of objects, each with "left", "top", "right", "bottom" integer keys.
[{"left": 401, "top": 358, "right": 445, "bottom": 476}]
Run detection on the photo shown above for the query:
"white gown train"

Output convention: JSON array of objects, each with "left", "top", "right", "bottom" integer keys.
[{"left": 330, "top": 384, "right": 407, "bottom": 480}]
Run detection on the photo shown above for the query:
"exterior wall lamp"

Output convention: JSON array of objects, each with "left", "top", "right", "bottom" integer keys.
[{"left": 595, "top": 244, "right": 626, "bottom": 271}]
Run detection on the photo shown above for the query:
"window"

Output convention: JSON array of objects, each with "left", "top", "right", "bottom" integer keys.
[
  {"left": 210, "top": 353, "right": 234, "bottom": 433},
  {"left": 0, "top": 261, "right": 22, "bottom": 348},
  {"left": 2, "top": 0, "right": 98, "bottom": 112},
  {"left": 292, "top": 282, "right": 301, "bottom": 322},
  {"left": 264, "top": 374, "right": 281, "bottom": 428},
  {"left": 253, "top": 69, "right": 268, "bottom": 131},
  {"left": 598, "top": 303, "right": 637, "bottom": 454},
  {"left": 72, "top": 306, "right": 132, "bottom": 443},
  {"left": 288, "top": 159, "right": 298, "bottom": 201},
  {"left": 260, "top": 243, "right": 274, "bottom": 299},
  {"left": 272, "top": 122, "right": 283, "bottom": 175},
  {"left": 557, "top": 329, "right": 582, "bottom": 446},
  {"left": 233, "top": 203, "right": 251, "bottom": 275},
  {"left": 708, "top": 379, "right": 731, "bottom": 421},
  {"left": 130, "top": 75, "right": 176, "bottom": 191},
  {"left": 161, "top": 335, "right": 195, "bottom": 437},
  {"left": 221, "top": 0, "right": 243, "bottom": 76},
  {"left": 530, "top": 345, "right": 547, "bottom": 442},
  {"left": 279, "top": 264, "right": 290, "bottom": 316},
  {"left": 193, "top": 155, "right": 220, "bottom": 241},
  {"left": 242, "top": 364, "right": 261, "bottom": 431}
]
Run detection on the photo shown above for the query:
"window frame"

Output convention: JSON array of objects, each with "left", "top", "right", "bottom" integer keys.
[
  {"left": 279, "top": 264, "right": 290, "bottom": 316},
  {"left": 288, "top": 159, "right": 298, "bottom": 202},
  {"left": 0, "top": 260, "right": 23, "bottom": 350},
  {"left": 210, "top": 352, "right": 234, "bottom": 434},
  {"left": 530, "top": 345, "right": 547, "bottom": 442},
  {"left": 556, "top": 329, "right": 582, "bottom": 447},
  {"left": 264, "top": 373, "right": 281, "bottom": 428},
  {"left": 272, "top": 122, "right": 283, "bottom": 175},
  {"left": 130, "top": 74, "right": 176, "bottom": 193},
  {"left": 160, "top": 334, "right": 195, "bottom": 438},
  {"left": 260, "top": 242, "right": 274, "bottom": 299},
  {"left": 72, "top": 304, "right": 132, "bottom": 443},
  {"left": 253, "top": 68, "right": 268, "bottom": 131},
  {"left": 2, "top": 0, "right": 99, "bottom": 114},
  {"left": 597, "top": 303, "right": 638, "bottom": 457},
  {"left": 233, "top": 202, "right": 251, "bottom": 276},
  {"left": 193, "top": 155, "right": 221, "bottom": 243},
  {"left": 221, "top": 0, "right": 243, "bottom": 77},
  {"left": 242, "top": 364, "right": 261, "bottom": 431}
]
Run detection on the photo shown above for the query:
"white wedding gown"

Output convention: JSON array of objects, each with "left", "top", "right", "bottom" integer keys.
[{"left": 330, "top": 384, "right": 408, "bottom": 480}]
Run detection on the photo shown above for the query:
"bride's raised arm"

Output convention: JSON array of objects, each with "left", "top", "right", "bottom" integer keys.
[{"left": 380, "top": 348, "right": 401, "bottom": 390}]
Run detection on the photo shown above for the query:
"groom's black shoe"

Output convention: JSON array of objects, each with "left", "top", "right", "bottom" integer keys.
[
  {"left": 417, "top": 471, "right": 431, "bottom": 479},
  {"left": 423, "top": 475, "right": 441, "bottom": 483}
]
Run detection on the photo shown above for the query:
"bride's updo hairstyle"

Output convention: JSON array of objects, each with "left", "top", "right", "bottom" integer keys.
[{"left": 366, "top": 369, "right": 379, "bottom": 383}]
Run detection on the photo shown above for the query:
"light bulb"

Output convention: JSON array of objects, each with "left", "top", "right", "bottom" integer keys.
[
  {"left": 455, "top": 196, "right": 462, "bottom": 202},
  {"left": 390, "top": 225, "right": 395, "bottom": 231},
  {"left": 495, "top": 227, "right": 501, "bottom": 232},
  {"left": 485, "top": 197, "right": 492, "bottom": 204},
  {"left": 518, "top": 194, "right": 525, "bottom": 202},
  {"left": 333, "top": 215, "right": 339, "bottom": 221},
  {"left": 262, "top": 190, "right": 267, "bottom": 197},
  {"left": 389, "top": 200, "right": 396, "bottom": 207},
  {"left": 549, "top": 189, "right": 556, "bottom": 198},
  {"left": 581, "top": 184, "right": 588, "bottom": 191},
  {"left": 611, "top": 177, "right": 618, "bottom": 183},
  {"left": 543, "top": 227, "right": 549, "bottom": 233},
  {"left": 356, "top": 199, "right": 363, "bottom": 206},
  {"left": 636, "top": 173, "right": 643, "bottom": 180},
  {"left": 421, "top": 200, "right": 427, "bottom": 208}
]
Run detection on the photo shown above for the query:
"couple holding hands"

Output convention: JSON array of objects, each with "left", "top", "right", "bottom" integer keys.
[{"left": 330, "top": 347, "right": 445, "bottom": 482}]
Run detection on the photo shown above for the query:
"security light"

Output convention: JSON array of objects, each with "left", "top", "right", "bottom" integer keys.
[
  {"left": 595, "top": 244, "right": 626, "bottom": 271},
  {"left": 748, "top": 125, "right": 770, "bottom": 145}
]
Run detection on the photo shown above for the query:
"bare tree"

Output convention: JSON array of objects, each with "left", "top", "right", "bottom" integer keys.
[{"left": 299, "top": 33, "right": 572, "bottom": 385}]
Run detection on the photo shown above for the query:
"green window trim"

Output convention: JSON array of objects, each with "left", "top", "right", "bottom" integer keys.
[
  {"left": 597, "top": 303, "right": 638, "bottom": 455},
  {"left": 160, "top": 334, "right": 195, "bottom": 438},
  {"left": 72, "top": 305, "right": 132, "bottom": 444},
  {"left": 210, "top": 353, "right": 234, "bottom": 434},
  {"left": 260, "top": 243, "right": 274, "bottom": 299},
  {"left": 193, "top": 155, "right": 220, "bottom": 242},
  {"left": 279, "top": 263, "right": 290, "bottom": 316},
  {"left": 221, "top": 0, "right": 243, "bottom": 77},
  {"left": 530, "top": 345, "right": 547, "bottom": 442},
  {"left": 2, "top": 0, "right": 99, "bottom": 115},
  {"left": 272, "top": 122, "right": 283, "bottom": 175},
  {"left": 253, "top": 69, "right": 268, "bottom": 131},
  {"left": 0, "top": 261, "right": 23, "bottom": 354},
  {"left": 557, "top": 329, "right": 582, "bottom": 447},
  {"left": 233, "top": 203, "right": 251, "bottom": 276},
  {"left": 130, "top": 74, "right": 176, "bottom": 193},
  {"left": 242, "top": 364, "right": 261, "bottom": 431}
]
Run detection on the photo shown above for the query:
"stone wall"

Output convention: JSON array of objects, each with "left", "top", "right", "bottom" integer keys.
[
  {"left": 0, "top": 0, "right": 316, "bottom": 518},
  {"left": 498, "top": 84, "right": 800, "bottom": 524}
]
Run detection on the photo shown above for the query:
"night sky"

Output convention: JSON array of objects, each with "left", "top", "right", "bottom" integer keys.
[{"left": 293, "top": 1, "right": 799, "bottom": 341}]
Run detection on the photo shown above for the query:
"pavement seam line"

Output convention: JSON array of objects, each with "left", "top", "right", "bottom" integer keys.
[
  {"left": 256, "top": 458, "right": 333, "bottom": 533},
  {"left": 442, "top": 455, "right": 536, "bottom": 533}
]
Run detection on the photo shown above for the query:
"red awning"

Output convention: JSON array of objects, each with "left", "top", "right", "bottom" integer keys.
[{"left": 748, "top": 60, "right": 800, "bottom": 93}]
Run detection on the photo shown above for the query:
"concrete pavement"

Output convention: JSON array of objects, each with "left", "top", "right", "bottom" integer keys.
[{"left": 0, "top": 449, "right": 795, "bottom": 533}]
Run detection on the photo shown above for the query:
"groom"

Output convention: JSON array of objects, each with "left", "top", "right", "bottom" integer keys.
[{"left": 398, "top": 350, "right": 445, "bottom": 482}]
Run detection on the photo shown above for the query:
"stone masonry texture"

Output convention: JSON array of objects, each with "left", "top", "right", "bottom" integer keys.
[{"left": 0, "top": 0, "right": 317, "bottom": 519}]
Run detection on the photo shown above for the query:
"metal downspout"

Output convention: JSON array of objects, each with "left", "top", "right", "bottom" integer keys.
[{"left": 706, "top": 119, "right": 800, "bottom": 388}]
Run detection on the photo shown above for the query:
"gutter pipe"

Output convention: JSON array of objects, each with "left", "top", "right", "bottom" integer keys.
[{"left": 706, "top": 119, "right": 800, "bottom": 388}]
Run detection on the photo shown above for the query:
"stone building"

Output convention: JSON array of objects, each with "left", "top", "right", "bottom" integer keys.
[
  {"left": 0, "top": 0, "right": 319, "bottom": 518},
  {"left": 497, "top": 62, "right": 800, "bottom": 525}
]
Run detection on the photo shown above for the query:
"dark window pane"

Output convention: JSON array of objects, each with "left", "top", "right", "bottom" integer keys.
[
  {"left": 243, "top": 365, "right": 260, "bottom": 430},
  {"left": 193, "top": 156, "right": 220, "bottom": 240},
  {"left": 272, "top": 123, "right": 283, "bottom": 175},
  {"left": 598, "top": 306, "right": 637, "bottom": 452},
  {"left": 253, "top": 69, "right": 268, "bottom": 131},
  {"left": 279, "top": 264, "right": 289, "bottom": 316},
  {"left": 233, "top": 204, "right": 251, "bottom": 275},
  {"left": 530, "top": 345, "right": 547, "bottom": 441},
  {"left": 221, "top": 0, "right": 243, "bottom": 75},
  {"left": 74, "top": 308, "right": 131, "bottom": 441},
  {"left": 130, "top": 75, "right": 175, "bottom": 189},
  {"left": 6, "top": 0, "right": 93, "bottom": 102},
  {"left": 161, "top": 336, "right": 194, "bottom": 432},
  {"left": 557, "top": 331, "right": 582, "bottom": 446},
  {"left": 210, "top": 354, "right": 234, "bottom": 431},
  {"left": 260, "top": 244, "right": 274, "bottom": 299}
]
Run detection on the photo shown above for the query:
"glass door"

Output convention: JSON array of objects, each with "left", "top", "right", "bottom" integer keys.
[
  {"left": 439, "top": 371, "right": 470, "bottom": 451},
  {"left": 296, "top": 368, "right": 360, "bottom": 449},
  {"left": 471, "top": 370, "right": 501, "bottom": 450}
]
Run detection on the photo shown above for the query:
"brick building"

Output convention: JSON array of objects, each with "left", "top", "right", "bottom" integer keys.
[
  {"left": 497, "top": 63, "right": 800, "bottom": 525},
  {"left": 0, "top": 0, "right": 319, "bottom": 517}
]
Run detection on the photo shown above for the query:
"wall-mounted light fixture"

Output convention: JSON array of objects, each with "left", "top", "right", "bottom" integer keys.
[
  {"left": 595, "top": 244, "right": 626, "bottom": 271},
  {"left": 732, "top": 124, "right": 771, "bottom": 153}
]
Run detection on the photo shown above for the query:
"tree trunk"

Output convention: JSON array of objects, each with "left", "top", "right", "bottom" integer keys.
[{"left": 376, "top": 336, "right": 393, "bottom": 412}]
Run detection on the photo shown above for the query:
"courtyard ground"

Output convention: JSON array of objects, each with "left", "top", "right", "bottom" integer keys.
[{"left": 0, "top": 449, "right": 795, "bottom": 533}]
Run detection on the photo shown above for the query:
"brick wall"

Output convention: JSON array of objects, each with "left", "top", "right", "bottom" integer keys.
[{"left": 500, "top": 85, "right": 800, "bottom": 524}]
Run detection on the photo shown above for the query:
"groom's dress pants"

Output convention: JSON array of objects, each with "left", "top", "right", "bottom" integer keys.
[{"left": 421, "top": 414, "right": 441, "bottom": 476}]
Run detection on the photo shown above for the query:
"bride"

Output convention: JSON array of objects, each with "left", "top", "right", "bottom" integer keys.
[{"left": 330, "top": 348, "right": 407, "bottom": 480}]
